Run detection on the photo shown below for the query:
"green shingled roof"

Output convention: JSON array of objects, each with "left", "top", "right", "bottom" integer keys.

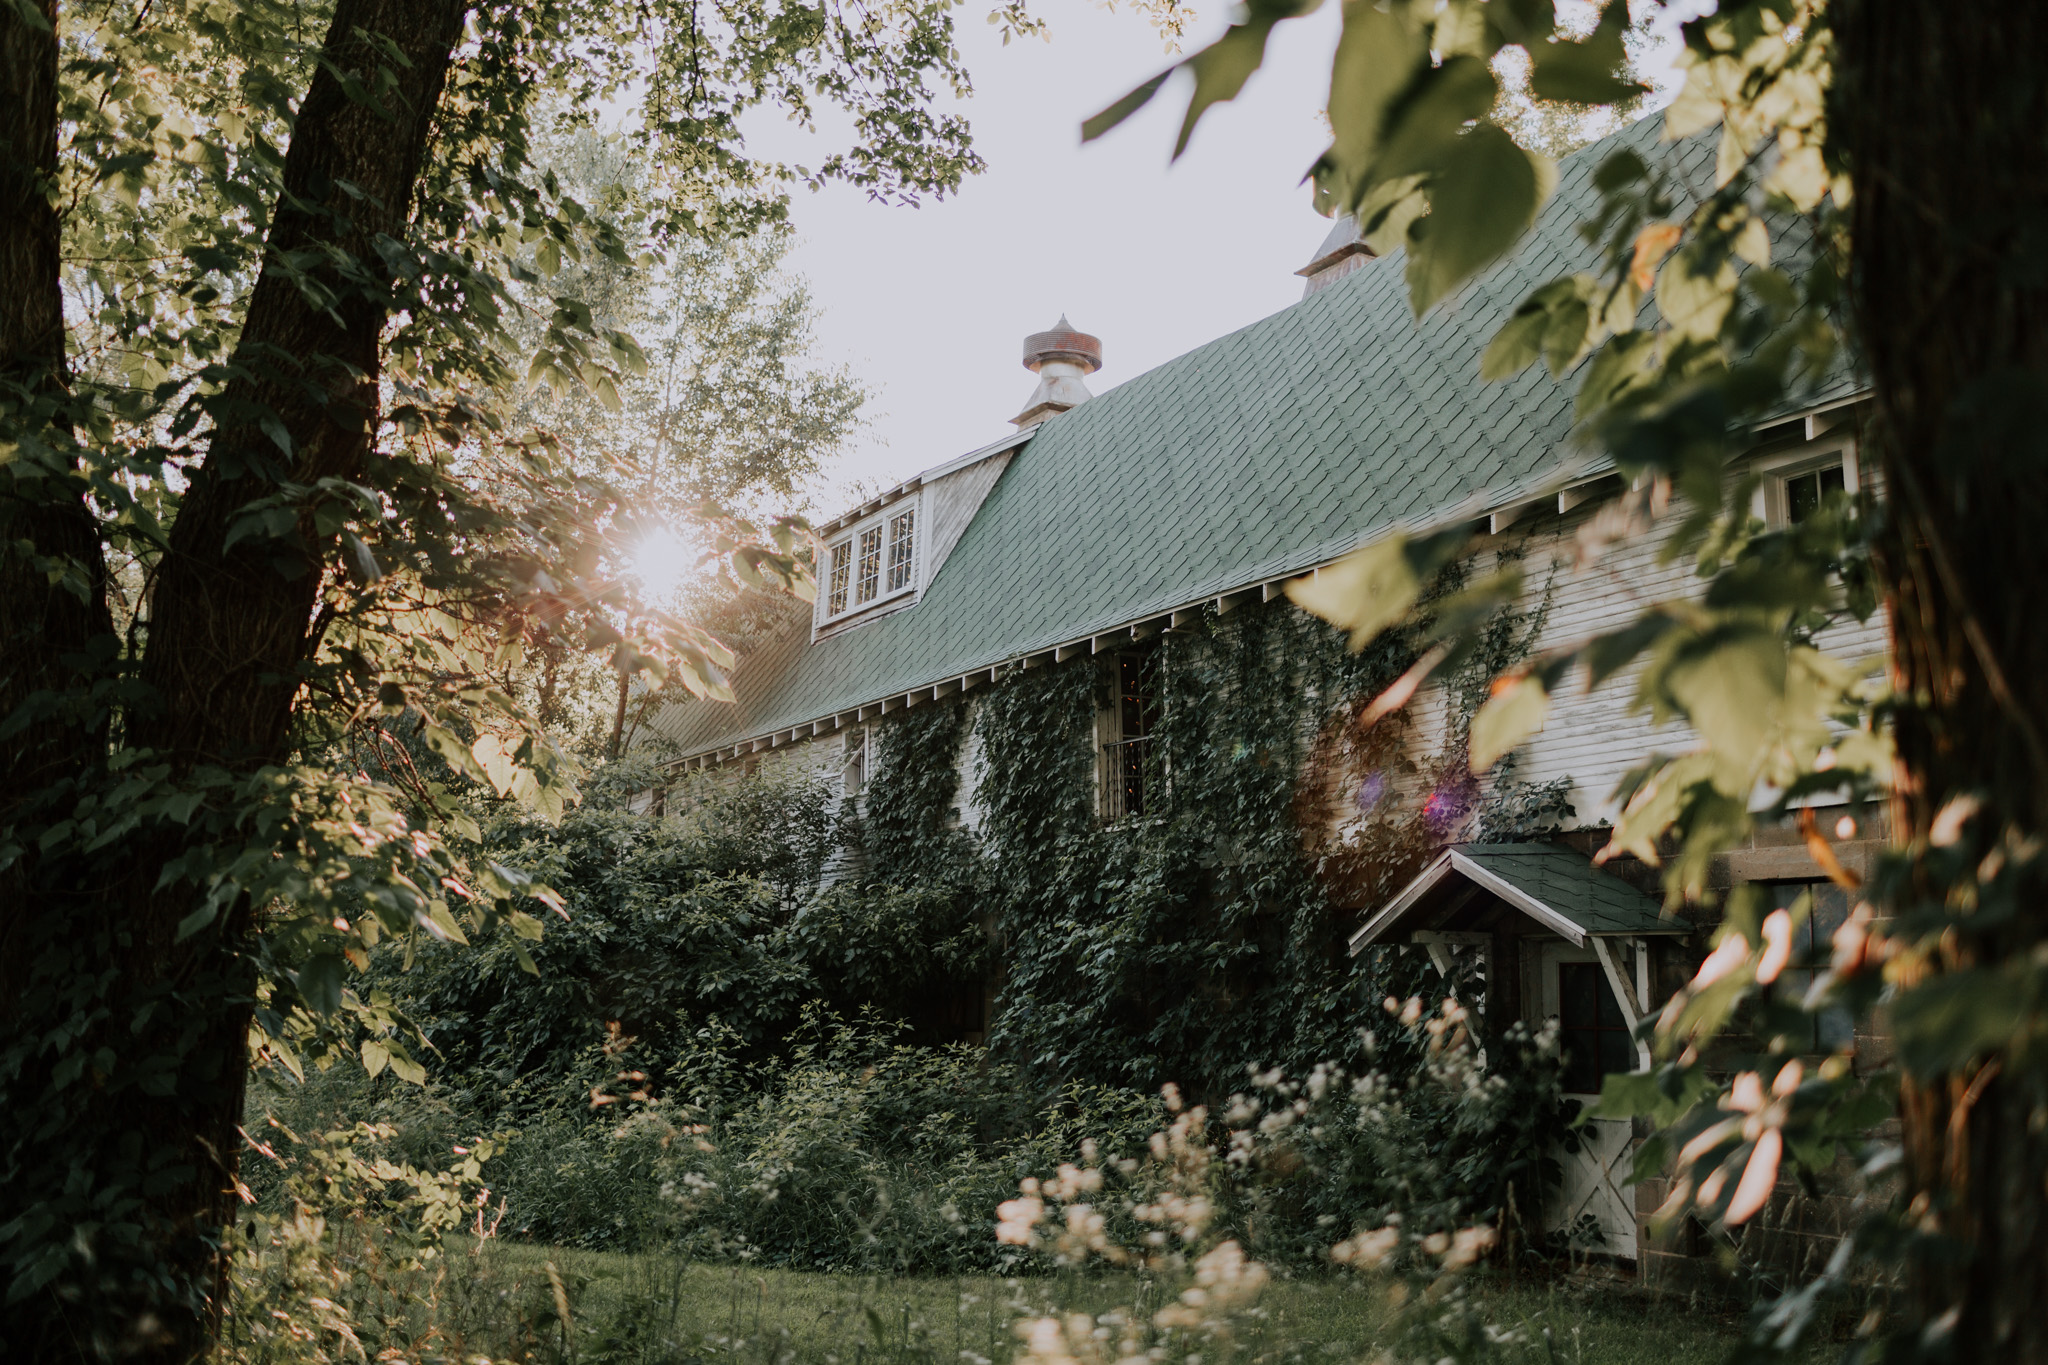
[
  {"left": 1454, "top": 843, "right": 1679, "bottom": 936},
  {"left": 649, "top": 115, "right": 1856, "bottom": 759},
  {"left": 1348, "top": 841, "right": 1682, "bottom": 954}
]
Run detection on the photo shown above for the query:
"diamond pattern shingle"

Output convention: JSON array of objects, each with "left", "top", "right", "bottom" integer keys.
[{"left": 649, "top": 116, "right": 1860, "bottom": 758}]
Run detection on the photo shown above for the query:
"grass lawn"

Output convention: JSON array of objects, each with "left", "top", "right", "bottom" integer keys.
[{"left": 446, "top": 1242, "right": 1779, "bottom": 1364}]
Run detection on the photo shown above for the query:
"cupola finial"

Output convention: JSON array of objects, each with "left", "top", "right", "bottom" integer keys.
[{"left": 1012, "top": 317, "right": 1103, "bottom": 428}]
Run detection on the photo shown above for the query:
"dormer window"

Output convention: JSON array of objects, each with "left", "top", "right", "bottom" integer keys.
[
  {"left": 820, "top": 500, "right": 919, "bottom": 626},
  {"left": 1753, "top": 439, "right": 1858, "bottom": 530},
  {"left": 855, "top": 524, "right": 882, "bottom": 604},
  {"left": 1784, "top": 463, "right": 1845, "bottom": 524},
  {"left": 886, "top": 508, "right": 916, "bottom": 592}
]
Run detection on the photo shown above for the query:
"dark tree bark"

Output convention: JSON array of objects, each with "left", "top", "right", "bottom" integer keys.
[
  {"left": 0, "top": 2, "right": 469, "bottom": 1360},
  {"left": 0, "top": 0, "right": 110, "bottom": 824},
  {"left": 1834, "top": 1, "right": 2048, "bottom": 1357}
]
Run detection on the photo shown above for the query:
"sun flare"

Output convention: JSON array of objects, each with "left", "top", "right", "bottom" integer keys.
[{"left": 628, "top": 525, "right": 701, "bottom": 602}]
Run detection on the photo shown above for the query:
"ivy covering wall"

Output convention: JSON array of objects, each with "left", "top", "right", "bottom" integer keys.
[
  {"left": 319, "top": 582, "right": 1582, "bottom": 1263},
  {"left": 388, "top": 579, "right": 1567, "bottom": 1104},
  {"left": 856, "top": 582, "right": 1569, "bottom": 1095}
]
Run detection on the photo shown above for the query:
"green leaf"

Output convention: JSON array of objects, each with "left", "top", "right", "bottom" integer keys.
[
  {"left": 1655, "top": 241, "right": 1738, "bottom": 340},
  {"left": 1469, "top": 672, "right": 1551, "bottom": 772},
  {"left": 1658, "top": 625, "right": 1788, "bottom": 784},
  {"left": 1587, "top": 1064, "right": 1715, "bottom": 1127},
  {"left": 1286, "top": 537, "right": 1420, "bottom": 650},
  {"left": 1368, "top": 55, "right": 1498, "bottom": 183},
  {"left": 258, "top": 411, "right": 294, "bottom": 457},
  {"left": 1481, "top": 306, "right": 1549, "bottom": 381},
  {"left": 298, "top": 954, "right": 345, "bottom": 1017},
  {"left": 174, "top": 902, "right": 219, "bottom": 942},
  {"left": 472, "top": 732, "right": 519, "bottom": 797},
  {"left": 1582, "top": 613, "right": 1676, "bottom": 691},
  {"left": 1527, "top": 0, "right": 1645, "bottom": 105},
  {"left": 1313, "top": 1, "right": 1429, "bottom": 211},
  {"left": 1892, "top": 965, "right": 2042, "bottom": 1078},
  {"left": 343, "top": 531, "right": 383, "bottom": 585},
  {"left": 1405, "top": 125, "right": 1553, "bottom": 315},
  {"left": 361, "top": 1038, "right": 390, "bottom": 1078},
  {"left": 386, "top": 1043, "right": 427, "bottom": 1086},
  {"left": 427, "top": 901, "right": 472, "bottom": 946},
  {"left": 1171, "top": 9, "right": 1297, "bottom": 160},
  {"left": 1081, "top": 69, "right": 1173, "bottom": 143}
]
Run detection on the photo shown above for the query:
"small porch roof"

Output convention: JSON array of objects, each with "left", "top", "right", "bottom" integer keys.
[{"left": 1348, "top": 842, "right": 1685, "bottom": 956}]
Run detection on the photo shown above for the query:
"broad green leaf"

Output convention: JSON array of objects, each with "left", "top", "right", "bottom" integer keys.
[
  {"left": 1286, "top": 536, "right": 1420, "bottom": 650},
  {"left": 174, "top": 901, "right": 219, "bottom": 941},
  {"left": 472, "top": 732, "right": 519, "bottom": 797},
  {"left": 1582, "top": 612, "right": 1676, "bottom": 691},
  {"left": 1766, "top": 138, "right": 1829, "bottom": 211},
  {"left": 386, "top": 1043, "right": 427, "bottom": 1086},
  {"left": 1405, "top": 125, "right": 1553, "bottom": 315},
  {"left": 298, "top": 954, "right": 345, "bottom": 1017},
  {"left": 343, "top": 530, "right": 382, "bottom": 585},
  {"left": 361, "top": 1038, "right": 390, "bottom": 1078},
  {"left": 1368, "top": 54, "right": 1497, "bottom": 184},
  {"left": 1172, "top": 3, "right": 1314, "bottom": 160},
  {"left": 1313, "top": 1, "right": 1431, "bottom": 212},
  {"left": 1481, "top": 306, "right": 1549, "bottom": 381},
  {"left": 1656, "top": 241, "right": 1738, "bottom": 340},
  {"left": 1891, "top": 964, "right": 2041, "bottom": 1079},
  {"left": 1527, "top": 0, "right": 1644, "bottom": 105},
  {"left": 1657, "top": 625, "right": 1788, "bottom": 787},
  {"left": 427, "top": 901, "right": 472, "bottom": 946},
  {"left": 1469, "top": 672, "right": 1551, "bottom": 772}
]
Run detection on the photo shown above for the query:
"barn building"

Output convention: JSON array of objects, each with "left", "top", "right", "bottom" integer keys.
[{"left": 646, "top": 114, "right": 1882, "bottom": 1284}]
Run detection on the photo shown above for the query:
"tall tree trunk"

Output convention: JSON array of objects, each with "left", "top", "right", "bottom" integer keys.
[
  {"left": 1834, "top": 2, "right": 2048, "bottom": 1357},
  {"left": 0, "top": 3, "right": 468, "bottom": 1360},
  {"left": 0, "top": 0, "right": 110, "bottom": 846}
]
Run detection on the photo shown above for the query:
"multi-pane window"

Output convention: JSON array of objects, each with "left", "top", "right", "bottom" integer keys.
[
  {"left": 827, "top": 541, "right": 851, "bottom": 616},
  {"left": 1102, "top": 650, "right": 1159, "bottom": 822},
  {"left": 1784, "top": 462, "right": 1846, "bottom": 524},
  {"left": 820, "top": 502, "right": 918, "bottom": 623},
  {"left": 886, "top": 509, "right": 916, "bottom": 593},
  {"left": 855, "top": 526, "right": 882, "bottom": 605},
  {"left": 1558, "top": 962, "right": 1634, "bottom": 1094}
]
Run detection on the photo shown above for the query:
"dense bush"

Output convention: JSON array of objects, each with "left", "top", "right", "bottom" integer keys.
[
  {"left": 247, "top": 989, "right": 1575, "bottom": 1278},
  {"left": 250, "top": 593, "right": 1585, "bottom": 1283},
  {"left": 372, "top": 767, "right": 986, "bottom": 1093}
]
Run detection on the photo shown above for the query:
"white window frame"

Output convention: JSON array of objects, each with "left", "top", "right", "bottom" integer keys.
[
  {"left": 1751, "top": 435, "right": 1859, "bottom": 530},
  {"left": 815, "top": 494, "right": 922, "bottom": 632}
]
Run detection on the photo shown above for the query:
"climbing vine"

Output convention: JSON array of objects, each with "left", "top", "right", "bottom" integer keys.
[
  {"left": 698, "top": 544, "right": 1576, "bottom": 1095},
  {"left": 928, "top": 554, "right": 1569, "bottom": 1095},
  {"left": 861, "top": 701, "right": 976, "bottom": 881}
]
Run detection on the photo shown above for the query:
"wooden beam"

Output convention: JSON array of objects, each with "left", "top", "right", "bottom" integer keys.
[
  {"left": 1558, "top": 476, "right": 1616, "bottom": 514},
  {"left": 1488, "top": 499, "right": 1540, "bottom": 535},
  {"left": 1591, "top": 936, "right": 1652, "bottom": 1071}
]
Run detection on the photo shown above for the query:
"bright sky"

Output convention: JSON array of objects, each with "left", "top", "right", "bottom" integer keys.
[
  {"left": 631, "top": 2, "right": 1705, "bottom": 594},
  {"left": 754, "top": 0, "right": 1703, "bottom": 519},
  {"left": 756, "top": 0, "right": 1351, "bottom": 511}
]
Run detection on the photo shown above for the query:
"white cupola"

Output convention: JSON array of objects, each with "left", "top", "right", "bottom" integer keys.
[{"left": 1011, "top": 316, "right": 1103, "bottom": 428}]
